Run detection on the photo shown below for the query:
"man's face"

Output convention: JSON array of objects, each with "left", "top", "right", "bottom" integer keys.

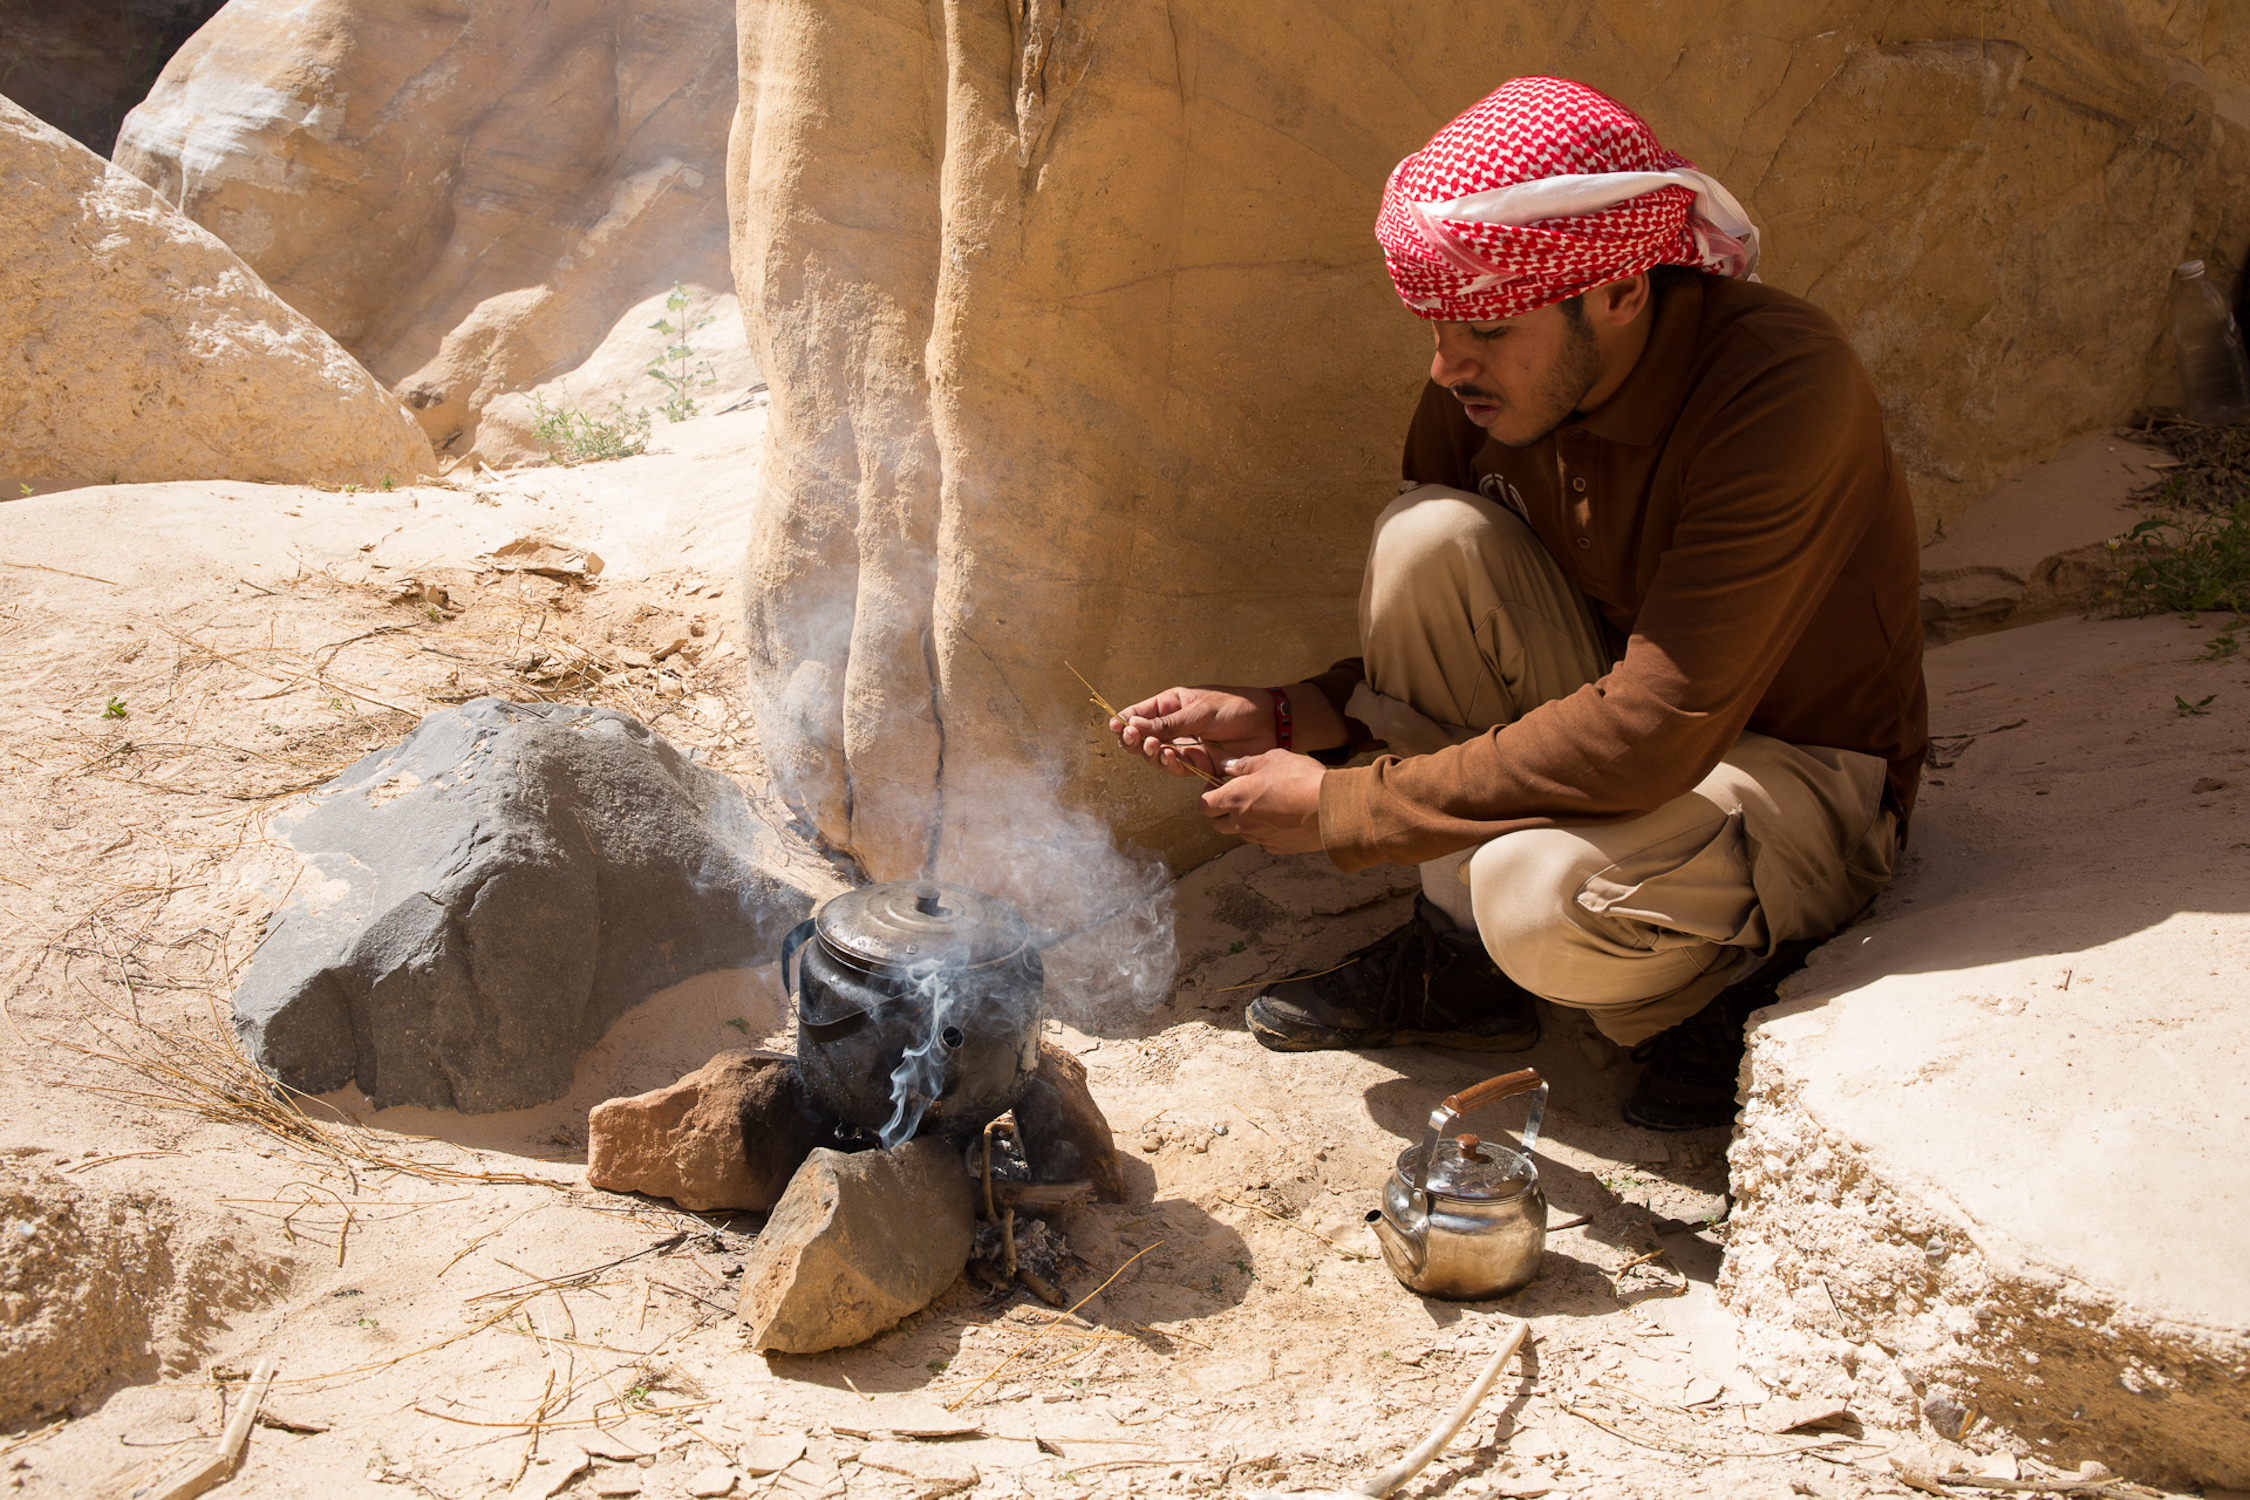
[{"left": 1430, "top": 302, "right": 1605, "bottom": 448}]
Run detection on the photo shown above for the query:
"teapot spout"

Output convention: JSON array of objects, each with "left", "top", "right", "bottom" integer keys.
[{"left": 1367, "top": 1205, "right": 1429, "bottom": 1283}]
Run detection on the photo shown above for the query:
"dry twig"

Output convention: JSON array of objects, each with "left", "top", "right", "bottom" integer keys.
[
  {"left": 0, "top": 1420, "right": 64, "bottom": 1460},
  {"left": 140, "top": 1357, "right": 274, "bottom": 1500},
  {"left": 1065, "top": 661, "right": 1225, "bottom": 787},
  {"left": 411, "top": 1400, "right": 715, "bottom": 1431},
  {"left": 507, "top": 1369, "right": 558, "bottom": 1487},
  {"left": 0, "top": 558, "right": 120, "bottom": 585},
  {"left": 1609, "top": 1247, "right": 1686, "bottom": 1299},
  {"left": 1561, "top": 1403, "right": 1859, "bottom": 1462},
  {"left": 1934, "top": 1477, "right": 2166, "bottom": 1499}
]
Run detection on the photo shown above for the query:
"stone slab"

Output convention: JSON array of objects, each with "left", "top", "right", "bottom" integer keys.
[{"left": 1722, "top": 614, "right": 2250, "bottom": 1490}]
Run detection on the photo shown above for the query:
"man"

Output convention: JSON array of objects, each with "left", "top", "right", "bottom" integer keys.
[{"left": 1110, "top": 77, "right": 1927, "bottom": 1130}]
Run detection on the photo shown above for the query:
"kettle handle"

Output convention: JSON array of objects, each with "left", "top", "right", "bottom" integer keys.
[
  {"left": 1408, "top": 1067, "right": 1548, "bottom": 1207},
  {"left": 778, "top": 917, "right": 817, "bottom": 1005}
]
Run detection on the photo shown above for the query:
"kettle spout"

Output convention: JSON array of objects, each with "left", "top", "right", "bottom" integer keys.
[{"left": 1367, "top": 1204, "right": 1429, "bottom": 1280}]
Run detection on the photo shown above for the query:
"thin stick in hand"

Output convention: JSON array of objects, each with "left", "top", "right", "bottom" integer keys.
[{"left": 1064, "top": 661, "right": 1224, "bottom": 787}]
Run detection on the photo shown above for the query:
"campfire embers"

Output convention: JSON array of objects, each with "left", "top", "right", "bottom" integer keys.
[
  {"left": 967, "top": 1117, "right": 1077, "bottom": 1306},
  {"left": 784, "top": 881, "right": 1044, "bottom": 1146}
]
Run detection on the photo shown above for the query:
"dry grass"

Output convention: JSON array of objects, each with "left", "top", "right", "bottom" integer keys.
[{"left": 51, "top": 993, "right": 574, "bottom": 1191}]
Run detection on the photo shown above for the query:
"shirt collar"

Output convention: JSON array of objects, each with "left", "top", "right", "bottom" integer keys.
[{"left": 1564, "top": 272, "right": 1704, "bottom": 447}]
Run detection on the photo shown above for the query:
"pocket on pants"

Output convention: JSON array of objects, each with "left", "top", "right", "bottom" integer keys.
[{"left": 1574, "top": 808, "right": 1771, "bottom": 954}]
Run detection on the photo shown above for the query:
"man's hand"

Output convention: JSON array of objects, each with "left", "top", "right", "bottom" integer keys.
[
  {"left": 1111, "top": 685, "right": 1276, "bottom": 781},
  {"left": 1200, "top": 748, "right": 1325, "bottom": 855}
]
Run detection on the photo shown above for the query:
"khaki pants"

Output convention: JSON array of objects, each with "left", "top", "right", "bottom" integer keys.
[{"left": 1347, "top": 485, "right": 1898, "bottom": 1046}]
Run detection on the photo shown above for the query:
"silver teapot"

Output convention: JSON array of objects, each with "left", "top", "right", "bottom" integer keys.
[{"left": 1368, "top": 1068, "right": 1549, "bottom": 1300}]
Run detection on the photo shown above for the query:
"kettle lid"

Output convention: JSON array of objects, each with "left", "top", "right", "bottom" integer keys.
[
  {"left": 815, "top": 880, "right": 1033, "bottom": 972},
  {"left": 1401, "top": 1133, "right": 1533, "bottom": 1200}
]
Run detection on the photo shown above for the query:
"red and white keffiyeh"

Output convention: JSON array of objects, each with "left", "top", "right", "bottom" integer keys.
[{"left": 1376, "top": 76, "right": 1760, "bottom": 324}]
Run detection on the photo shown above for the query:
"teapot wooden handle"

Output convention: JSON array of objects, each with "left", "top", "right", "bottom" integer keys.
[
  {"left": 1414, "top": 1068, "right": 1549, "bottom": 1187},
  {"left": 1441, "top": 1068, "right": 1543, "bottom": 1118}
]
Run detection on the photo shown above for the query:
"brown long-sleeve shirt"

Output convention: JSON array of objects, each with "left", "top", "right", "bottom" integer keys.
[{"left": 1314, "top": 271, "right": 1928, "bottom": 872}]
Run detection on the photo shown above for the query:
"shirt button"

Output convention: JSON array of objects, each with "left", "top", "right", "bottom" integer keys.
[
  {"left": 1571, "top": 477, "right": 1587, "bottom": 492},
  {"left": 1576, "top": 536, "right": 1591, "bottom": 549}
]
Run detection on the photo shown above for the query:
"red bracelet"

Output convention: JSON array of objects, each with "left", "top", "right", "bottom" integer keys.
[{"left": 1265, "top": 686, "right": 1293, "bottom": 751}]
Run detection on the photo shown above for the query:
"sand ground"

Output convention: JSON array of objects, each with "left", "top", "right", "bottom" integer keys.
[{"left": 0, "top": 409, "right": 2203, "bottom": 1500}]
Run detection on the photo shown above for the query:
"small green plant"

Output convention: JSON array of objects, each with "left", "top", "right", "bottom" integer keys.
[
  {"left": 2199, "top": 629, "right": 2240, "bottom": 662},
  {"left": 926, "top": 1358, "right": 949, "bottom": 1373},
  {"left": 2112, "top": 486, "right": 2250, "bottom": 618},
  {"left": 2177, "top": 693, "right": 2217, "bottom": 717},
  {"left": 1227, "top": 940, "right": 1246, "bottom": 955},
  {"left": 326, "top": 696, "right": 345, "bottom": 710},
  {"left": 530, "top": 392, "right": 651, "bottom": 465},
  {"left": 646, "top": 282, "right": 717, "bottom": 423},
  {"left": 380, "top": 474, "right": 395, "bottom": 492},
  {"left": 1232, "top": 1258, "right": 1255, "bottom": 1279},
  {"left": 102, "top": 697, "right": 127, "bottom": 720},
  {"left": 343, "top": 482, "right": 361, "bottom": 495},
  {"left": 724, "top": 1017, "right": 750, "bottom": 1034},
  {"left": 623, "top": 1381, "right": 654, "bottom": 1407},
  {"left": 17, "top": 484, "right": 29, "bottom": 498}
]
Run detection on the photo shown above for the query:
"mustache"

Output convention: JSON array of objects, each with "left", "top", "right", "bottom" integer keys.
[{"left": 1448, "top": 383, "right": 1502, "bottom": 405}]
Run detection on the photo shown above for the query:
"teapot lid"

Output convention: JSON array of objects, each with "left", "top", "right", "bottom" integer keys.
[
  {"left": 1401, "top": 1133, "right": 1534, "bottom": 1200},
  {"left": 815, "top": 880, "right": 1032, "bottom": 972}
]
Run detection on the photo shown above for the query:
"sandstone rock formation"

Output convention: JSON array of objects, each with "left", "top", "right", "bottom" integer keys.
[
  {"left": 231, "top": 699, "right": 813, "bottom": 1114},
  {"left": 736, "top": 1140, "right": 975, "bottom": 1354},
  {"left": 114, "top": 0, "right": 756, "bottom": 467},
  {"left": 0, "top": 0, "right": 225, "bottom": 154},
  {"left": 587, "top": 1053, "right": 837, "bottom": 1213},
  {"left": 729, "top": 0, "right": 2249, "bottom": 876},
  {"left": 0, "top": 97, "right": 434, "bottom": 495}
]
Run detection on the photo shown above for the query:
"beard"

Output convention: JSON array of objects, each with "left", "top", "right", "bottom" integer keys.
[{"left": 1462, "top": 313, "right": 1606, "bottom": 449}]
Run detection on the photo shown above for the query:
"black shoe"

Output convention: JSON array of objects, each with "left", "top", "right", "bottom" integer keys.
[
  {"left": 1246, "top": 896, "right": 1541, "bottom": 1053},
  {"left": 1620, "top": 940, "right": 1820, "bottom": 1131}
]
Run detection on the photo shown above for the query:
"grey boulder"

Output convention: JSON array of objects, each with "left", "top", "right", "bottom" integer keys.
[{"left": 231, "top": 698, "right": 811, "bottom": 1112}]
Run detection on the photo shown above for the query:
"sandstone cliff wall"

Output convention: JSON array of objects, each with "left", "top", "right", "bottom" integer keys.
[
  {"left": 0, "top": 97, "right": 434, "bottom": 495},
  {"left": 114, "top": 0, "right": 753, "bottom": 467},
  {"left": 730, "top": 0, "right": 2248, "bottom": 877}
]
